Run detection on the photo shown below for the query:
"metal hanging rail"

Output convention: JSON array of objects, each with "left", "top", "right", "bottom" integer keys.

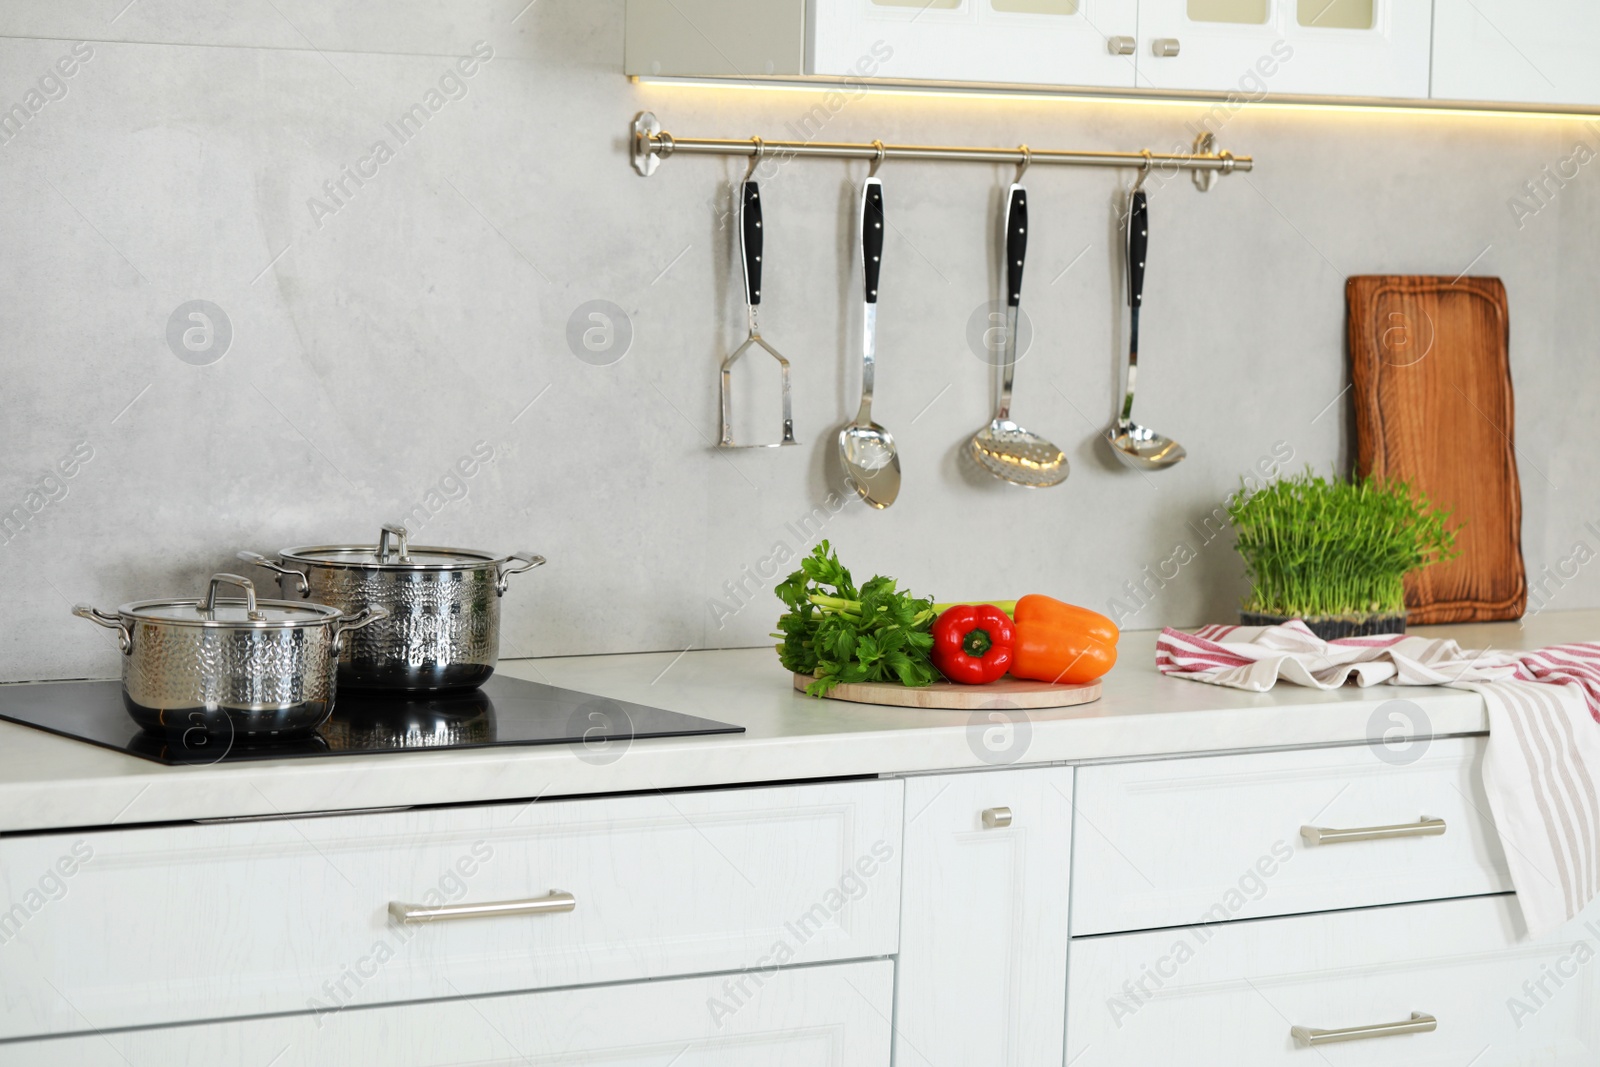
[{"left": 630, "top": 112, "right": 1252, "bottom": 190}]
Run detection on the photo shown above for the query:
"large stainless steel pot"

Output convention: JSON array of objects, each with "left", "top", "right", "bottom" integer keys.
[
  {"left": 239, "top": 525, "right": 545, "bottom": 693},
  {"left": 73, "top": 573, "right": 386, "bottom": 737}
]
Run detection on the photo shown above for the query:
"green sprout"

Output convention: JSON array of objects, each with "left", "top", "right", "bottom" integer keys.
[{"left": 1228, "top": 468, "right": 1460, "bottom": 618}]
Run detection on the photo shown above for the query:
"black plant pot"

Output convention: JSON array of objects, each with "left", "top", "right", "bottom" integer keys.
[{"left": 1239, "top": 611, "right": 1407, "bottom": 641}]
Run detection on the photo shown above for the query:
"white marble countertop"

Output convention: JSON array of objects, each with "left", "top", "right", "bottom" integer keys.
[{"left": 1, "top": 611, "right": 1593, "bottom": 835}]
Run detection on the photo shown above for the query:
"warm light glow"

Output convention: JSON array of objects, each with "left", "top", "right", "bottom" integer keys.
[{"left": 632, "top": 75, "right": 1600, "bottom": 123}]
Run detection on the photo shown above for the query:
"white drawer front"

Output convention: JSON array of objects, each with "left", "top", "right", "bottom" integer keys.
[
  {"left": 0, "top": 779, "right": 902, "bottom": 1039},
  {"left": 2, "top": 958, "right": 896, "bottom": 1066},
  {"left": 1071, "top": 737, "right": 1512, "bottom": 935},
  {"left": 1067, "top": 894, "right": 1600, "bottom": 1066}
]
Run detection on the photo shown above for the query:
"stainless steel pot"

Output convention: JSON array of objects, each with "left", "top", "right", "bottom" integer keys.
[
  {"left": 73, "top": 573, "right": 386, "bottom": 737},
  {"left": 239, "top": 525, "right": 545, "bottom": 693}
]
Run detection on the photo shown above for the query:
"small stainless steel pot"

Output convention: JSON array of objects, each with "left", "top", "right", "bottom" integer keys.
[
  {"left": 74, "top": 573, "right": 386, "bottom": 737},
  {"left": 239, "top": 525, "right": 545, "bottom": 693}
]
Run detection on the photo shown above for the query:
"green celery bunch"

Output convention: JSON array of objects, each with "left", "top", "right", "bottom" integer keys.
[{"left": 774, "top": 541, "right": 938, "bottom": 697}]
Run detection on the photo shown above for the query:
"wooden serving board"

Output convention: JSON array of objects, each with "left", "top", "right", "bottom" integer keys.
[
  {"left": 793, "top": 674, "right": 1101, "bottom": 710},
  {"left": 1347, "top": 275, "right": 1527, "bottom": 623}
]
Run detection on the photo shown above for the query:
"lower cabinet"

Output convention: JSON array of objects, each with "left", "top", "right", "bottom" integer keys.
[
  {"left": 892, "top": 767, "right": 1075, "bottom": 1067},
  {"left": 1066, "top": 893, "right": 1600, "bottom": 1065},
  {"left": 0, "top": 959, "right": 895, "bottom": 1066}
]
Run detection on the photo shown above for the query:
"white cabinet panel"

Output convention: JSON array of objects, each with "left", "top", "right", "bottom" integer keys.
[
  {"left": 0, "top": 779, "right": 902, "bottom": 1039},
  {"left": 1070, "top": 737, "right": 1512, "bottom": 935},
  {"left": 1066, "top": 894, "right": 1600, "bottom": 1066},
  {"left": 892, "top": 767, "right": 1073, "bottom": 1067},
  {"left": 808, "top": 0, "right": 1142, "bottom": 87},
  {"left": 1136, "top": 0, "right": 1430, "bottom": 97},
  {"left": 2, "top": 959, "right": 896, "bottom": 1066},
  {"left": 1433, "top": 0, "right": 1600, "bottom": 107}
]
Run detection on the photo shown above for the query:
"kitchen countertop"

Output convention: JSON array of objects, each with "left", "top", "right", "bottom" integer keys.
[{"left": 0, "top": 611, "right": 1593, "bottom": 835}]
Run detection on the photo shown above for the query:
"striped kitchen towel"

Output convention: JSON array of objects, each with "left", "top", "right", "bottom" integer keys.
[{"left": 1157, "top": 621, "right": 1600, "bottom": 938}]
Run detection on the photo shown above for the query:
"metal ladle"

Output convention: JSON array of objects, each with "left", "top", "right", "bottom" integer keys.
[
  {"left": 838, "top": 149, "right": 901, "bottom": 509},
  {"left": 1106, "top": 162, "right": 1186, "bottom": 471},
  {"left": 969, "top": 163, "right": 1068, "bottom": 488}
]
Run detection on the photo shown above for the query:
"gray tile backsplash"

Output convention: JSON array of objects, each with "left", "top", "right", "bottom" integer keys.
[{"left": 1, "top": 3, "right": 1593, "bottom": 681}]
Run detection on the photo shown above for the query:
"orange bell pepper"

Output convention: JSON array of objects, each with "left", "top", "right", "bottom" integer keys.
[{"left": 1009, "top": 595, "right": 1119, "bottom": 685}]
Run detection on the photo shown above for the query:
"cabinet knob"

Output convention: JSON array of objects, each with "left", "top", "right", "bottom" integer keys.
[
  {"left": 1152, "top": 37, "right": 1181, "bottom": 57},
  {"left": 981, "top": 806, "right": 1012, "bottom": 829},
  {"left": 1107, "top": 35, "right": 1136, "bottom": 56}
]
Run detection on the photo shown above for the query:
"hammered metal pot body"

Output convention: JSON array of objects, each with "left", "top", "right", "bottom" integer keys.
[
  {"left": 290, "top": 565, "right": 503, "bottom": 692},
  {"left": 122, "top": 619, "right": 338, "bottom": 736}
]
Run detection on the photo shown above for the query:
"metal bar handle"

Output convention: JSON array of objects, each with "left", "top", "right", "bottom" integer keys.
[
  {"left": 632, "top": 112, "right": 1252, "bottom": 180},
  {"left": 377, "top": 524, "right": 412, "bottom": 563},
  {"left": 1301, "top": 817, "right": 1445, "bottom": 846},
  {"left": 236, "top": 551, "right": 310, "bottom": 597},
  {"left": 1292, "top": 1011, "right": 1437, "bottom": 1047},
  {"left": 388, "top": 889, "right": 576, "bottom": 924}
]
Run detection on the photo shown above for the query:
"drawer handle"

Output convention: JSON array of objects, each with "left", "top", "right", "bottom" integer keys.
[
  {"left": 982, "top": 806, "right": 1012, "bottom": 829},
  {"left": 1300, "top": 817, "right": 1445, "bottom": 846},
  {"left": 388, "top": 890, "right": 576, "bottom": 924},
  {"left": 1292, "top": 1011, "right": 1437, "bottom": 1047}
]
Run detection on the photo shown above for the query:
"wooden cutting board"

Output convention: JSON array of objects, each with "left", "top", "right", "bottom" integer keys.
[
  {"left": 1346, "top": 276, "right": 1526, "bottom": 623},
  {"left": 793, "top": 674, "right": 1101, "bottom": 710}
]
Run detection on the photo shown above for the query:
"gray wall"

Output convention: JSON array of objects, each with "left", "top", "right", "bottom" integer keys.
[{"left": 1, "top": 3, "right": 1595, "bottom": 682}]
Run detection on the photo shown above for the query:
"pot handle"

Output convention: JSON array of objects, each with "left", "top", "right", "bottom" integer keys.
[
  {"left": 237, "top": 551, "right": 310, "bottom": 598},
  {"left": 332, "top": 605, "right": 390, "bottom": 655},
  {"left": 377, "top": 524, "right": 412, "bottom": 563},
  {"left": 199, "top": 574, "right": 266, "bottom": 621},
  {"left": 73, "top": 604, "right": 133, "bottom": 655},
  {"left": 496, "top": 552, "right": 547, "bottom": 596}
]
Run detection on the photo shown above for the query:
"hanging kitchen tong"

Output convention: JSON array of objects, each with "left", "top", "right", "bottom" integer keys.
[{"left": 718, "top": 140, "right": 797, "bottom": 449}]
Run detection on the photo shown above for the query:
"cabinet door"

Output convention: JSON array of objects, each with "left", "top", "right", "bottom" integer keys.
[
  {"left": 1136, "top": 0, "right": 1431, "bottom": 98},
  {"left": 1433, "top": 0, "right": 1600, "bottom": 106},
  {"left": 809, "top": 0, "right": 1141, "bottom": 88},
  {"left": 892, "top": 767, "right": 1074, "bottom": 1067}
]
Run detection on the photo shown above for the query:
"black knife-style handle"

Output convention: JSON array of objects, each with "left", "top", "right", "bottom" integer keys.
[
  {"left": 1005, "top": 184, "right": 1028, "bottom": 307},
  {"left": 1127, "top": 190, "right": 1148, "bottom": 309},
  {"left": 861, "top": 178, "right": 884, "bottom": 305},
  {"left": 741, "top": 181, "right": 763, "bottom": 307}
]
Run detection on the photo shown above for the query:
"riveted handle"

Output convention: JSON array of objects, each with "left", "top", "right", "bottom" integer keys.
[
  {"left": 1004, "top": 184, "right": 1028, "bottom": 307},
  {"left": 861, "top": 177, "right": 884, "bottom": 305},
  {"left": 1127, "top": 190, "right": 1148, "bottom": 309},
  {"left": 741, "top": 181, "right": 763, "bottom": 307},
  {"left": 199, "top": 574, "right": 263, "bottom": 621},
  {"left": 495, "top": 552, "right": 547, "bottom": 595},
  {"left": 237, "top": 551, "right": 309, "bottom": 598},
  {"left": 332, "top": 605, "right": 389, "bottom": 655},
  {"left": 73, "top": 604, "right": 132, "bottom": 655}
]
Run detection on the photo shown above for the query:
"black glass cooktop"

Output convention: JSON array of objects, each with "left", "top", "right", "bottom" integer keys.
[{"left": 0, "top": 676, "right": 743, "bottom": 766}]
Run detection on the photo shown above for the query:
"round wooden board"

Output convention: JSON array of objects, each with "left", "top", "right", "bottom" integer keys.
[{"left": 793, "top": 674, "right": 1101, "bottom": 710}]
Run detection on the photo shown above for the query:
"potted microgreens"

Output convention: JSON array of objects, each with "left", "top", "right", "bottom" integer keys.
[{"left": 1227, "top": 469, "right": 1460, "bottom": 640}]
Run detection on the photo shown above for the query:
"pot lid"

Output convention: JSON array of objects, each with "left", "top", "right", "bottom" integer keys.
[
  {"left": 123, "top": 598, "right": 343, "bottom": 628},
  {"left": 280, "top": 525, "right": 501, "bottom": 571},
  {"left": 119, "top": 573, "right": 343, "bottom": 628}
]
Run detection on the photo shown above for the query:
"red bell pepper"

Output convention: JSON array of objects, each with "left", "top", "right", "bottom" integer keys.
[{"left": 931, "top": 604, "right": 1015, "bottom": 685}]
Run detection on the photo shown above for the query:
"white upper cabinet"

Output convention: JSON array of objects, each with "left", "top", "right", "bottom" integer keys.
[
  {"left": 809, "top": 0, "right": 1141, "bottom": 88},
  {"left": 1433, "top": 0, "right": 1600, "bottom": 106},
  {"left": 1135, "top": 0, "right": 1431, "bottom": 97}
]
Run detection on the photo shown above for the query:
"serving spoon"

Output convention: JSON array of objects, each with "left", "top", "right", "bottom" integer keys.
[
  {"left": 969, "top": 182, "right": 1068, "bottom": 487},
  {"left": 838, "top": 175, "right": 901, "bottom": 509},
  {"left": 1105, "top": 188, "right": 1187, "bottom": 471}
]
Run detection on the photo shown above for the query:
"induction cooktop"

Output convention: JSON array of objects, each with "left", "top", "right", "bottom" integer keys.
[{"left": 0, "top": 675, "right": 743, "bottom": 765}]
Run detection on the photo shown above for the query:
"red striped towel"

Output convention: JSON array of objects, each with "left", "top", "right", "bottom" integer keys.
[{"left": 1158, "top": 620, "right": 1600, "bottom": 937}]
